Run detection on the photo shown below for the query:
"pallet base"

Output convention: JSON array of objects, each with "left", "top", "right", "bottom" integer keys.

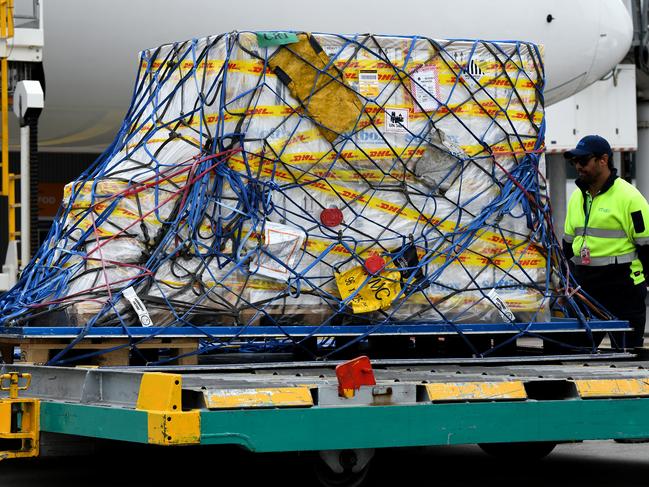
[{"left": 0, "top": 338, "right": 199, "bottom": 366}]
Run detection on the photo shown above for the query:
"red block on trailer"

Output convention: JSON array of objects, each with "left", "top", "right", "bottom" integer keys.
[{"left": 336, "top": 356, "right": 376, "bottom": 398}]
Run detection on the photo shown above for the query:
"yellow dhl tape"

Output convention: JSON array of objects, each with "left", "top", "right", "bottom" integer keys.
[
  {"left": 302, "top": 237, "right": 545, "bottom": 270},
  {"left": 125, "top": 134, "right": 203, "bottom": 152},
  {"left": 130, "top": 119, "right": 537, "bottom": 166},
  {"left": 66, "top": 204, "right": 166, "bottom": 230},
  {"left": 141, "top": 58, "right": 540, "bottom": 94},
  {"left": 126, "top": 136, "right": 539, "bottom": 187},
  {"left": 234, "top": 142, "right": 538, "bottom": 173},
  {"left": 64, "top": 174, "right": 189, "bottom": 202},
  {"left": 265, "top": 130, "right": 538, "bottom": 161},
  {"left": 134, "top": 100, "right": 542, "bottom": 138}
]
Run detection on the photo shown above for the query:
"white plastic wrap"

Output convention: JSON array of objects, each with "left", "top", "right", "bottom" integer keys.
[{"left": 50, "top": 32, "right": 546, "bottom": 328}]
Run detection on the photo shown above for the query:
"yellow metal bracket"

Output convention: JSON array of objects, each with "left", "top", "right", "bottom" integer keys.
[
  {"left": 136, "top": 372, "right": 200, "bottom": 446},
  {"left": 425, "top": 381, "right": 528, "bottom": 402},
  {"left": 206, "top": 387, "right": 314, "bottom": 409},
  {"left": 574, "top": 379, "right": 649, "bottom": 398},
  {"left": 0, "top": 372, "right": 40, "bottom": 460}
]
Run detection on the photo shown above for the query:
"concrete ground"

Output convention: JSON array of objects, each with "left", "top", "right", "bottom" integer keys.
[{"left": 0, "top": 440, "right": 647, "bottom": 486}]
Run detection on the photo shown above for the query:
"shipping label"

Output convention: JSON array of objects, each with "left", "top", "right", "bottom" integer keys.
[{"left": 410, "top": 64, "right": 440, "bottom": 112}]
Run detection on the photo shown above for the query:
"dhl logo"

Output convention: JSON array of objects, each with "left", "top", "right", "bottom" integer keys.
[
  {"left": 309, "top": 168, "right": 418, "bottom": 183},
  {"left": 274, "top": 129, "right": 321, "bottom": 147},
  {"left": 288, "top": 153, "right": 319, "bottom": 162},
  {"left": 461, "top": 139, "right": 540, "bottom": 158},
  {"left": 486, "top": 234, "right": 518, "bottom": 246},
  {"left": 367, "top": 149, "right": 395, "bottom": 158},
  {"left": 337, "top": 57, "right": 527, "bottom": 74},
  {"left": 236, "top": 137, "right": 541, "bottom": 186},
  {"left": 490, "top": 139, "right": 538, "bottom": 154},
  {"left": 65, "top": 176, "right": 188, "bottom": 211},
  {"left": 403, "top": 291, "right": 542, "bottom": 308},
  {"left": 443, "top": 74, "right": 537, "bottom": 91},
  {"left": 335, "top": 60, "right": 395, "bottom": 70},
  {"left": 246, "top": 106, "right": 295, "bottom": 116},
  {"left": 287, "top": 133, "right": 313, "bottom": 145}
]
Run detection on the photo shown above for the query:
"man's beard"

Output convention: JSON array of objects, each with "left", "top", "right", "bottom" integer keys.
[{"left": 579, "top": 172, "right": 595, "bottom": 185}]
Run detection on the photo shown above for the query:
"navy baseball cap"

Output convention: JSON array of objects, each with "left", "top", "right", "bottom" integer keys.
[{"left": 564, "top": 135, "right": 612, "bottom": 160}]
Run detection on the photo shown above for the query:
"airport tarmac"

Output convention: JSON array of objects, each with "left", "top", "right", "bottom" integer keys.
[{"left": 0, "top": 440, "right": 647, "bottom": 486}]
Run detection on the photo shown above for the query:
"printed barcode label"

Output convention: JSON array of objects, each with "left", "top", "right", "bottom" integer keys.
[{"left": 358, "top": 69, "right": 379, "bottom": 97}]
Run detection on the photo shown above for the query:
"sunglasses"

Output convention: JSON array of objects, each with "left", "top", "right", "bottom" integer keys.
[{"left": 570, "top": 155, "right": 595, "bottom": 167}]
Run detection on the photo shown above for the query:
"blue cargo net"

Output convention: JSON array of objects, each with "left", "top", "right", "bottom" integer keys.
[{"left": 0, "top": 32, "right": 617, "bottom": 364}]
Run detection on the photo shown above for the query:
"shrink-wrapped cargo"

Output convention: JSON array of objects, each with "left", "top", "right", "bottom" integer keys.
[{"left": 2, "top": 30, "right": 584, "bottom": 360}]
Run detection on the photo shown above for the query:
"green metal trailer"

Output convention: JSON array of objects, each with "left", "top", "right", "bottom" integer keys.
[{"left": 2, "top": 357, "right": 649, "bottom": 486}]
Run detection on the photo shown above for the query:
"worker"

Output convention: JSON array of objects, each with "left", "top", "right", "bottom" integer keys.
[{"left": 563, "top": 135, "right": 649, "bottom": 351}]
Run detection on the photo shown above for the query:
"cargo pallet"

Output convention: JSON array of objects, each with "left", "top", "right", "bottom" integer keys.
[
  {"left": 1, "top": 351, "right": 649, "bottom": 485},
  {"left": 0, "top": 317, "right": 631, "bottom": 366}
]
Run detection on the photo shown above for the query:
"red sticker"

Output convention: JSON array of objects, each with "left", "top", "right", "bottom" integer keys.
[
  {"left": 364, "top": 254, "right": 386, "bottom": 274},
  {"left": 320, "top": 207, "right": 344, "bottom": 227}
]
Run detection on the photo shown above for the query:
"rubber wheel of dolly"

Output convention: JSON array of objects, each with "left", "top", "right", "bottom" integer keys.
[
  {"left": 312, "top": 453, "right": 372, "bottom": 487},
  {"left": 478, "top": 441, "right": 557, "bottom": 460}
]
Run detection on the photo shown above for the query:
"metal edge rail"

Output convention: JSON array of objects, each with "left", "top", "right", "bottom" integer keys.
[{"left": 0, "top": 319, "right": 631, "bottom": 339}]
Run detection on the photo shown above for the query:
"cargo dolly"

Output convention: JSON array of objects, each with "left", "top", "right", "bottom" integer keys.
[{"left": 2, "top": 352, "right": 649, "bottom": 486}]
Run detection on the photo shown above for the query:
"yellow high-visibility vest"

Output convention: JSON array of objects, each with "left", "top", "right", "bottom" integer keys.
[{"left": 564, "top": 177, "right": 649, "bottom": 285}]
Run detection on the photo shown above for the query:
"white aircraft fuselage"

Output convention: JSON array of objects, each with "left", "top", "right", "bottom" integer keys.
[{"left": 33, "top": 0, "right": 632, "bottom": 153}]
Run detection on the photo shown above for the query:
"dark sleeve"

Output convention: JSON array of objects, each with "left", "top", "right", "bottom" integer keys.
[
  {"left": 629, "top": 190, "right": 649, "bottom": 280},
  {"left": 637, "top": 244, "right": 649, "bottom": 281},
  {"left": 562, "top": 238, "right": 574, "bottom": 260},
  {"left": 562, "top": 237, "right": 577, "bottom": 276}
]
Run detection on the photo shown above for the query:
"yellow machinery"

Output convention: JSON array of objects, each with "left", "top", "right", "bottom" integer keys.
[
  {"left": 0, "top": 0, "right": 14, "bottom": 242},
  {"left": 0, "top": 372, "right": 39, "bottom": 460}
]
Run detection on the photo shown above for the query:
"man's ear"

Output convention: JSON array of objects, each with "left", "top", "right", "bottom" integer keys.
[{"left": 600, "top": 154, "right": 609, "bottom": 167}]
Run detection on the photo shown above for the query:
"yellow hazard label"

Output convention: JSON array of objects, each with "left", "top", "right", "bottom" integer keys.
[{"left": 335, "top": 264, "right": 401, "bottom": 313}]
